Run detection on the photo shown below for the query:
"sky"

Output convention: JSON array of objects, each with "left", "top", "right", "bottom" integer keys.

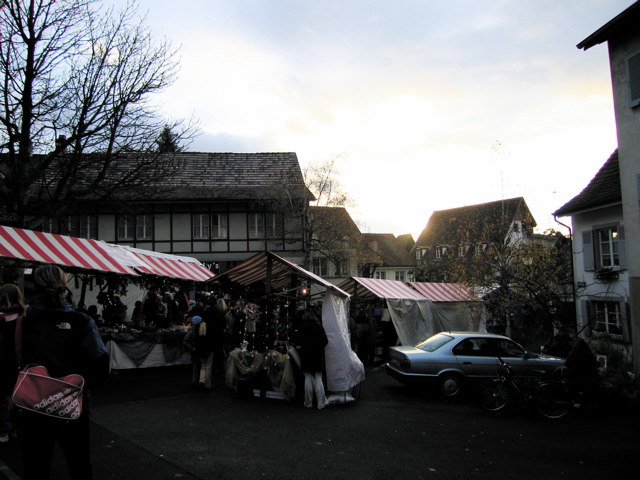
[{"left": 106, "top": 0, "right": 635, "bottom": 240}]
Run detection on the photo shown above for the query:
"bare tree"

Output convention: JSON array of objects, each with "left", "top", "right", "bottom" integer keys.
[
  {"left": 0, "top": 0, "right": 197, "bottom": 229},
  {"left": 263, "top": 154, "right": 379, "bottom": 272}
]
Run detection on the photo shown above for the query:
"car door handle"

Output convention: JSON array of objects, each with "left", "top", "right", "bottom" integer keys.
[{"left": 463, "top": 362, "right": 472, "bottom": 365}]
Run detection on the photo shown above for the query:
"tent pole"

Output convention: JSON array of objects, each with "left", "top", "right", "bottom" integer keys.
[
  {"left": 352, "top": 279, "right": 359, "bottom": 317},
  {"left": 266, "top": 254, "right": 272, "bottom": 295}
]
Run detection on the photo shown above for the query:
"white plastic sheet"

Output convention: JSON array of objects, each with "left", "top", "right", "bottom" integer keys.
[
  {"left": 322, "top": 290, "right": 365, "bottom": 392},
  {"left": 386, "top": 298, "right": 451, "bottom": 346}
]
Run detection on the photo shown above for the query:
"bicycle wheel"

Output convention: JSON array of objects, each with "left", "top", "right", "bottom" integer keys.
[
  {"left": 480, "top": 379, "right": 509, "bottom": 412},
  {"left": 534, "top": 382, "right": 571, "bottom": 419}
]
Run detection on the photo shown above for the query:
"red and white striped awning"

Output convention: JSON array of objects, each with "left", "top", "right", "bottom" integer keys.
[
  {"left": 107, "top": 245, "right": 215, "bottom": 282},
  {"left": 408, "top": 282, "right": 481, "bottom": 302},
  {"left": 337, "top": 277, "right": 427, "bottom": 300},
  {"left": 0, "top": 225, "right": 138, "bottom": 276},
  {"left": 207, "top": 251, "right": 349, "bottom": 297}
]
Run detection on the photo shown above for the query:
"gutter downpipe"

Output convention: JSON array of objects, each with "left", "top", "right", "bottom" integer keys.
[{"left": 554, "top": 216, "right": 578, "bottom": 336}]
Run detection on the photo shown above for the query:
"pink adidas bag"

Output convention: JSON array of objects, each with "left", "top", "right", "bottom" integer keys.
[{"left": 12, "top": 364, "right": 84, "bottom": 420}]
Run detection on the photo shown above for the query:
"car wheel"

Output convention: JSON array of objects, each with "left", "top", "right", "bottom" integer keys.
[{"left": 439, "top": 373, "right": 463, "bottom": 398}]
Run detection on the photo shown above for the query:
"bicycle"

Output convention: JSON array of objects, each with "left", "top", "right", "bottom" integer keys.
[{"left": 479, "top": 357, "right": 571, "bottom": 419}]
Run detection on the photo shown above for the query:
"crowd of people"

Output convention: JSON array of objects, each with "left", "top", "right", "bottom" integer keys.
[{"left": 0, "top": 269, "right": 398, "bottom": 477}]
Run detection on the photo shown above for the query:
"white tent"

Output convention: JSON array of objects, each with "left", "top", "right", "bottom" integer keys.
[
  {"left": 336, "top": 277, "right": 452, "bottom": 346},
  {"left": 207, "top": 251, "right": 364, "bottom": 394},
  {"left": 408, "top": 282, "right": 484, "bottom": 332}
]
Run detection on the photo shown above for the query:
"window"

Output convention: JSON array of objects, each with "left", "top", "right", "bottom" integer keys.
[
  {"left": 248, "top": 213, "right": 264, "bottom": 238},
  {"left": 334, "top": 260, "right": 349, "bottom": 276},
  {"left": 474, "top": 244, "right": 483, "bottom": 256},
  {"left": 513, "top": 221, "right": 522, "bottom": 234},
  {"left": 136, "top": 215, "right": 153, "bottom": 241},
  {"left": 312, "top": 258, "right": 327, "bottom": 276},
  {"left": 395, "top": 271, "right": 405, "bottom": 282},
  {"left": 458, "top": 245, "right": 466, "bottom": 257},
  {"left": 79, "top": 215, "right": 98, "bottom": 239},
  {"left": 118, "top": 216, "right": 135, "bottom": 241},
  {"left": 416, "top": 249, "right": 422, "bottom": 260},
  {"left": 598, "top": 227, "right": 619, "bottom": 267},
  {"left": 375, "top": 271, "right": 386, "bottom": 280},
  {"left": 592, "top": 301, "right": 622, "bottom": 336},
  {"left": 65, "top": 215, "right": 97, "bottom": 239},
  {"left": 193, "top": 214, "right": 209, "bottom": 239},
  {"left": 583, "top": 225, "right": 626, "bottom": 271},
  {"left": 266, "top": 213, "right": 283, "bottom": 238},
  {"left": 118, "top": 215, "right": 153, "bottom": 241},
  {"left": 435, "top": 246, "right": 443, "bottom": 259},
  {"left": 212, "top": 213, "right": 228, "bottom": 238}
]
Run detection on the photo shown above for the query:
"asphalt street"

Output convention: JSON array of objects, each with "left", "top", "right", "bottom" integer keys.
[{"left": 0, "top": 363, "right": 638, "bottom": 480}]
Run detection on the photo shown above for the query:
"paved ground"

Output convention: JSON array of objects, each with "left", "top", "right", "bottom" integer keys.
[{"left": 1, "top": 363, "right": 639, "bottom": 479}]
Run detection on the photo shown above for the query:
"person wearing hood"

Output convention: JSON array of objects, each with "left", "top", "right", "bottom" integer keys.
[
  {"left": 183, "top": 316, "right": 203, "bottom": 388},
  {"left": 18, "top": 265, "right": 109, "bottom": 480},
  {"left": 295, "top": 310, "right": 329, "bottom": 409},
  {"left": 186, "top": 315, "right": 215, "bottom": 391}
]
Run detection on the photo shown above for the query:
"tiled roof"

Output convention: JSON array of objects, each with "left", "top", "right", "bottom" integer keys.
[
  {"left": 363, "top": 233, "right": 416, "bottom": 267},
  {"left": 414, "top": 197, "right": 533, "bottom": 247},
  {"left": 396, "top": 233, "right": 416, "bottom": 253},
  {"left": 553, "top": 150, "right": 621, "bottom": 217},
  {"left": 309, "top": 206, "right": 362, "bottom": 238},
  {"left": 114, "top": 152, "right": 311, "bottom": 201}
]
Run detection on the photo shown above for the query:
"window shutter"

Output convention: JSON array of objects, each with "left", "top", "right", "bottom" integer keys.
[
  {"left": 627, "top": 50, "right": 640, "bottom": 108},
  {"left": 618, "top": 225, "right": 627, "bottom": 268},
  {"left": 581, "top": 300, "right": 592, "bottom": 335},
  {"left": 582, "top": 230, "right": 595, "bottom": 271},
  {"left": 622, "top": 303, "right": 631, "bottom": 342}
]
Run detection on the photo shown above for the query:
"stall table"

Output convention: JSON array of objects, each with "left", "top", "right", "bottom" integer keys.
[{"left": 101, "top": 330, "right": 191, "bottom": 370}]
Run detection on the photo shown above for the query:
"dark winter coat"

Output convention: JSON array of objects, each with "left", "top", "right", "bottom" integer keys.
[
  {"left": 22, "top": 294, "right": 110, "bottom": 392},
  {"left": 193, "top": 321, "right": 215, "bottom": 356},
  {"left": 296, "top": 318, "right": 328, "bottom": 373}
]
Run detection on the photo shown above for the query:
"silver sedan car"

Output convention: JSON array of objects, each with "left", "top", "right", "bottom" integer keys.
[{"left": 385, "top": 332, "right": 565, "bottom": 398}]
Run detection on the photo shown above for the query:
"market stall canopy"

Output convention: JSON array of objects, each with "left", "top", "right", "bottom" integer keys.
[
  {"left": 206, "top": 251, "right": 349, "bottom": 297},
  {"left": 0, "top": 225, "right": 215, "bottom": 282},
  {"left": 407, "top": 282, "right": 481, "bottom": 302},
  {"left": 336, "top": 277, "right": 452, "bottom": 346},
  {"left": 337, "top": 277, "right": 427, "bottom": 300},
  {"left": 106, "top": 244, "right": 215, "bottom": 282},
  {"left": 0, "top": 225, "right": 138, "bottom": 276}
]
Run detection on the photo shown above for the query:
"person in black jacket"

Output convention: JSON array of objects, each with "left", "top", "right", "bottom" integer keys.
[
  {"left": 296, "top": 310, "right": 329, "bottom": 409},
  {"left": 0, "top": 283, "right": 25, "bottom": 444},
  {"left": 17, "top": 265, "right": 109, "bottom": 480}
]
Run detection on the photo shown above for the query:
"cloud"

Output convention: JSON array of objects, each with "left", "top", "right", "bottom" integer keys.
[{"left": 115, "top": 0, "right": 632, "bottom": 237}]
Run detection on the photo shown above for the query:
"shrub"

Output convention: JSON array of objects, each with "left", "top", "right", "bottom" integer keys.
[{"left": 565, "top": 338, "right": 600, "bottom": 398}]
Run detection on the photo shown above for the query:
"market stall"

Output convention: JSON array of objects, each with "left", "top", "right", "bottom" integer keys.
[
  {"left": 337, "top": 277, "right": 452, "bottom": 346},
  {"left": 207, "top": 251, "right": 363, "bottom": 402},
  {"left": 0, "top": 225, "right": 216, "bottom": 370}
]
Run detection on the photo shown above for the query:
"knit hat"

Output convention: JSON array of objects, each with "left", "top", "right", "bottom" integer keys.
[{"left": 191, "top": 316, "right": 202, "bottom": 325}]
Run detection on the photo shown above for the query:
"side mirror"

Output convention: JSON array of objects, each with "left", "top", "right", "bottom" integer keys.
[{"left": 523, "top": 351, "right": 531, "bottom": 360}]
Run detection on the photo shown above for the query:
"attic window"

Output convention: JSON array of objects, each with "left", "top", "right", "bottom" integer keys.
[
  {"left": 514, "top": 221, "right": 522, "bottom": 234},
  {"left": 627, "top": 49, "right": 640, "bottom": 108}
]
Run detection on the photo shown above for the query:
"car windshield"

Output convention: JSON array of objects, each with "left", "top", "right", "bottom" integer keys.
[{"left": 415, "top": 333, "right": 454, "bottom": 352}]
